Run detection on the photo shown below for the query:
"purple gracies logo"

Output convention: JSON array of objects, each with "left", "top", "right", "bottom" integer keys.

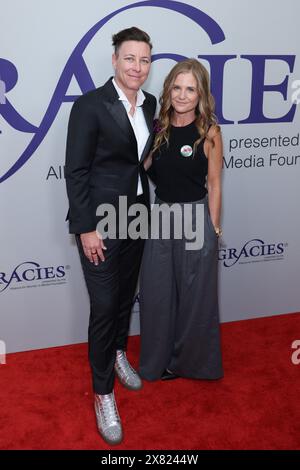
[
  {"left": 0, "top": 0, "right": 224, "bottom": 184},
  {"left": 0, "top": 0, "right": 297, "bottom": 183}
]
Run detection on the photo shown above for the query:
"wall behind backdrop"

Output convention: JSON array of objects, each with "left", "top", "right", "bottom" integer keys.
[{"left": 1, "top": 0, "right": 299, "bottom": 353}]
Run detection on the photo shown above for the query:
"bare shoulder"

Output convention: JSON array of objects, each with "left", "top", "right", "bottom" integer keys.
[
  {"left": 207, "top": 124, "right": 222, "bottom": 143},
  {"left": 204, "top": 125, "right": 222, "bottom": 159}
]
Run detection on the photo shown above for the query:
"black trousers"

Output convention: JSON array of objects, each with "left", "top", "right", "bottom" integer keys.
[{"left": 76, "top": 195, "right": 145, "bottom": 394}]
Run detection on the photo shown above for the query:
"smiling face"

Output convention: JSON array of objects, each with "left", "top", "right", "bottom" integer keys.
[
  {"left": 112, "top": 40, "right": 151, "bottom": 94},
  {"left": 171, "top": 71, "right": 199, "bottom": 116}
]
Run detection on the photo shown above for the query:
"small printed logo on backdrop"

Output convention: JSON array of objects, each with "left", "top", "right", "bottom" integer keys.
[
  {"left": 0, "top": 261, "right": 69, "bottom": 293},
  {"left": 218, "top": 238, "right": 288, "bottom": 268}
]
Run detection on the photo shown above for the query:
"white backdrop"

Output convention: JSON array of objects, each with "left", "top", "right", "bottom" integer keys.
[{"left": 1, "top": 0, "right": 299, "bottom": 353}]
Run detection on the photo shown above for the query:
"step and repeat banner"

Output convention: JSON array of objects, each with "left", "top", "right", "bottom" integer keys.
[{"left": 1, "top": 0, "right": 299, "bottom": 352}]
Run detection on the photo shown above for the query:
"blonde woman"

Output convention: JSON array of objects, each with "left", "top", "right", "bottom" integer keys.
[{"left": 139, "top": 59, "right": 223, "bottom": 381}]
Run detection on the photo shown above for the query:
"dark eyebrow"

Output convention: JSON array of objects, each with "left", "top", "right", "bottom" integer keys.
[{"left": 124, "top": 54, "right": 150, "bottom": 59}]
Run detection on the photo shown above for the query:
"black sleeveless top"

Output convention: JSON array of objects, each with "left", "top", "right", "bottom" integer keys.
[{"left": 148, "top": 121, "right": 208, "bottom": 203}]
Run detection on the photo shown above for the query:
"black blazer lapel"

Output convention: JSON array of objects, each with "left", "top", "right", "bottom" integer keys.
[
  {"left": 102, "top": 78, "right": 137, "bottom": 152},
  {"left": 140, "top": 96, "right": 155, "bottom": 163},
  {"left": 142, "top": 96, "right": 153, "bottom": 134}
]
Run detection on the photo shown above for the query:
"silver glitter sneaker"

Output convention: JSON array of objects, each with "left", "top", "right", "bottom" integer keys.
[
  {"left": 94, "top": 391, "right": 123, "bottom": 445},
  {"left": 115, "top": 350, "right": 142, "bottom": 391}
]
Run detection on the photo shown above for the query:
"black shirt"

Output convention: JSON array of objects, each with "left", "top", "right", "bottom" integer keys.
[{"left": 148, "top": 121, "right": 208, "bottom": 203}]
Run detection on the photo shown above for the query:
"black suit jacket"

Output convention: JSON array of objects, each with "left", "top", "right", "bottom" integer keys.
[{"left": 65, "top": 78, "right": 157, "bottom": 234}]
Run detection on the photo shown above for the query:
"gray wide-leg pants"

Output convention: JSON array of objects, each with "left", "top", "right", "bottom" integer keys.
[{"left": 139, "top": 196, "right": 223, "bottom": 381}]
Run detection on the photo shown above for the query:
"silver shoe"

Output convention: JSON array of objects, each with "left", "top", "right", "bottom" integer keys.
[
  {"left": 115, "top": 350, "right": 142, "bottom": 391},
  {"left": 94, "top": 391, "right": 123, "bottom": 445}
]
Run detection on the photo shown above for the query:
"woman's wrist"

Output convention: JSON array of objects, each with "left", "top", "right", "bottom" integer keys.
[{"left": 214, "top": 226, "right": 223, "bottom": 238}]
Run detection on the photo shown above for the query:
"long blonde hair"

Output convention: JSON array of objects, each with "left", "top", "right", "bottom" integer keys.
[{"left": 153, "top": 59, "right": 219, "bottom": 153}]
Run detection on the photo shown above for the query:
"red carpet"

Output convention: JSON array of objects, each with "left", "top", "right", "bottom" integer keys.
[{"left": 0, "top": 312, "right": 300, "bottom": 450}]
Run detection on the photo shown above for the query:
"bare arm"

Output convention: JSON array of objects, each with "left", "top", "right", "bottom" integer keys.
[{"left": 205, "top": 126, "right": 223, "bottom": 231}]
